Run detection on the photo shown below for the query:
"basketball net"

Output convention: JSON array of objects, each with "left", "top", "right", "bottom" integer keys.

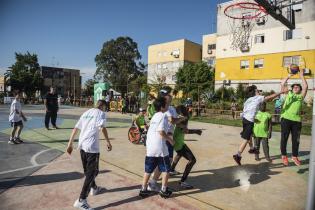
[{"left": 224, "top": 0, "right": 268, "bottom": 51}]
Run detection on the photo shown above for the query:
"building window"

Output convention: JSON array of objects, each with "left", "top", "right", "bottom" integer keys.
[
  {"left": 163, "top": 51, "right": 167, "bottom": 56},
  {"left": 283, "top": 28, "right": 302, "bottom": 40},
  {"left": 207, "top": 44, "right": 216, "bottom": 54},
  {"left": 207, "top": 57, "right": 216, "bottom": 66},
  {"left": 158, "top": 52, "right": 162, "bottom": 57},
  {"left": 254, "top": 34, "right": 265, "bottom": 43},
  {"left": 283, "top": 56, "right": 301, "bottom": 67},
  {"left": 240, "top": 60, "right": 250, "bottom": 69},
  {"left": 157, "top": 64, "right": 162, "bottom": 69},
  {"left": 172, "top": 75, "right": 177, "bottom": 81},
  {"left": 254, "top": 59, "right": 264, "bottom": 68}
]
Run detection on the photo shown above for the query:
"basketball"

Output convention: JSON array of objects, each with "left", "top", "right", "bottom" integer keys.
[{"left": 289, "top": 64, "right": 300, "bottom": 74}]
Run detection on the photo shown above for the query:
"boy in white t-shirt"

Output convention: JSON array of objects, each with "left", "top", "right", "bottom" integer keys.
[
  {"left": 66, "top": 100, "right": 112, "bottom": 210},
  {"left": 233, "top": 85, "right": 286, "bottom": 166},
  {"left": 139, "top": 96, "right": 175, "bottom": 199},
  {"left": 8, "top": 91, "right": 27, "bottom": 144}
]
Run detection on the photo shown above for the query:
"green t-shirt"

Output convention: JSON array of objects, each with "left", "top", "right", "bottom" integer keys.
[
  {"left": 173, "top": 126, "right": 185, "bottom": 151},
  {"left": 147, "top": 103, "right": 156, "bottom": 119},
  {"left": 281, "top": 91, "right": 303, "bottom": 122},
  {"left": 253, "top": 111, "right": 271, "bottom": 138},
  {"left": 135, "top": 115, "right": 145, "bottom": 128}
]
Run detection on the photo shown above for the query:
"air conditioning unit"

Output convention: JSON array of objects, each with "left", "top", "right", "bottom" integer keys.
[
  {"left": 256, "top": 17, "right": 266, "bottom": 25},
  {"left": 171, "top": 49, "right": 180, "bottom": 58},
  {"left": 240, "top": 45, "right": 250, "bottom": 52},
  {"left": 207, "top": 49, "right": 213, "bottom": 54},
  {"left": 303, "top": 68, "right": 311, "bottom": 76}
]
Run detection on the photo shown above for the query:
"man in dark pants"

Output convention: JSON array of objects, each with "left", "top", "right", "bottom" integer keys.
[
  {"left": 67, "top": 100, "right": 112, "bottom": 210},
  {"left": 44, "top": 87, "right": 59, "bottom": 130}
]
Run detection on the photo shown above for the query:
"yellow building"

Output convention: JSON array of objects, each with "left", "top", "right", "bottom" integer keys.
[
  {"left": 0, "top": 76, "right": 5, "bottom": 93},
  {"left": 147, "top": 39, "right": 202, "bottom": 86},
  {"left": 215, "top": 0, "right": 315, "bottom": 99}
]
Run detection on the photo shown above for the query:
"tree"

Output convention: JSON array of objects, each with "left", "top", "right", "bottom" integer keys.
[
  {"left": 94, "top": 37, "right": 144, "bottom": 93},
  {"left": 82, "top": 79, "right": 97, "bottom": 96},
  {"left": 176, "top": 62, "right": 214, "bottom": 100},
  {"left": 6, "top": 52, "right": 43, "bottom": 98}
]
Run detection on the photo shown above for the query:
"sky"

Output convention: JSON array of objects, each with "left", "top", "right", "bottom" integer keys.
[{"left": 0, "top": 0, "right": 228, "bottom": 83}]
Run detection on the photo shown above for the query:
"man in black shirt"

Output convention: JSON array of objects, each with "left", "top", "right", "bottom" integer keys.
[{"left": 44, "top": 87, "right": 59, "bottom": 130}]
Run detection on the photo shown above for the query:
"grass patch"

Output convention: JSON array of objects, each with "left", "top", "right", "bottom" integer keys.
[{"left": 191, "top": 117, "right": 312, "bottom": 136}]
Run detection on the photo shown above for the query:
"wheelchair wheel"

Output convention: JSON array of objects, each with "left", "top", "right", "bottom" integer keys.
[{"left": 128, "top": 126, "right": 141, "bottom": 144}]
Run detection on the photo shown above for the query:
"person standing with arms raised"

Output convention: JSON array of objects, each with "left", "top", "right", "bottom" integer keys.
[{"left": 280, "top": 70, "right": 308, "bottom": 166}]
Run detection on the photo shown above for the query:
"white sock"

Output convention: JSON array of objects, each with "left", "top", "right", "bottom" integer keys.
[
  {"left": 161, "top": 186, "right": 167, "bottom": 191},
  {"left": 142, "top": 185, "right": 147, "bottom": 191}
]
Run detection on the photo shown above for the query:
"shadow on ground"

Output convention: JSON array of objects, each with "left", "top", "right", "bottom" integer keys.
[{"left": 168, "top": 162, "right": 281, "bottom": 197}]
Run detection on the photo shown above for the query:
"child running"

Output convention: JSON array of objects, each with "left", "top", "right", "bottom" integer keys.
[
  {"left": 66, "top": 100, "right": 112, "bottom": 210},
  {"left": 8, "top": 91, "right": 27, "bottom": 144},
  {"left": 170, "top": 105, "right": 201, "bottom": 189},
  {"left": 253, "top": 102, "right": 273, "bottom": 162},
  {"left": 139, "top": 96, "right": 174, "bottom": 198},
  {"left": 233, "top": 85, "right": 286, "bottom": 165}
]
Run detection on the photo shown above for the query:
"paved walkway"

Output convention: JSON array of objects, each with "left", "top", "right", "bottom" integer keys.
[{"left": 0, "top": 105, "right": 311, "bottom": 210}]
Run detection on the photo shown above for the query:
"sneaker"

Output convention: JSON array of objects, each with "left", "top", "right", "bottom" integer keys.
[
  {"left": 255, "top": 154, "right": 260, "bottom": 161},
  {"left": 45, "top": 127, "right": 50, "bottom": 130},
  {"left": 148, "top": 182, "right": 160, "bottom": 192},
  {"left": 196, "top": 130, "right": 202, "bottom": 135},
  {"left": 73, "top": 199, "right": 94, "bottom": 210},
  {"left": 282, "top": 156, "right": 289, "bottom": 166},
  {"left": 52, "top": 126, "right": 59, "bottom": 129},
  {"left": 266, "top": 157, "right": 273, "bottom": 163},
  {"left": 169, "top": 170, "right": 180, "bottom": 176},
  {"left": 139, "top": 189, "right": 151, "bottom": 198},
  {"left": 159, "top": 187, "right": 172, "bottom": 199},
  {"left": 15, "top": 137, "right": 24, "bottom": 143},
  {"left": 180, "top": 181, "right": 194, "bottom": 189},
  {"left": 233, "top": 154, "right": 242, "bottom": 165},
  {"left": 8, "top": 138, "right": 18, "bottom": 145},
  {"left": 90, "top": 186, "right": 103, "bottom": 196},
  {"left": 292, "top": 157, "right": 301, "bottom": 166}
]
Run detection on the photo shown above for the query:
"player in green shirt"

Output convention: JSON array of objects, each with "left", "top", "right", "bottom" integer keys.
[
  {"left": 280, "top": 70, "right": 308, "bottom": 166},
  {"left": 253, "top": 102, "right": 272, "bottom": 162},
  {"left": 133, "top": 108, "right": 147, "bottom": 133},
  {"left": 170, "top": 105, "right": 202, "bottom": 189},
  {"left": 147, "top": 95, "right": 156, "bottom": 120}
]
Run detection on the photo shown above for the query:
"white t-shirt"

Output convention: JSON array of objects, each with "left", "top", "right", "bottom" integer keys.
[
  {"left": 165, "top": 106, "right": 178, "bottom": 134},
  {"left": 75, "top": 108, "right": 106, "bottom": 153},
  {"left": 105, "top": 95, "right": 110, "bottom": 102},
  {"left": 9, "top": 99, "right": 22, "bottom": 122},
  {"left": 146, "top": 112, "right": 169, "bottom": 157},
  {"left": 242, "top": 95, "right": 265, "bottom": 122}
]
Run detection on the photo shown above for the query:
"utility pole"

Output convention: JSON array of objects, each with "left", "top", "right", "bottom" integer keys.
[{"left": 306, "top": 82, "right": 315, "bottom": 210}]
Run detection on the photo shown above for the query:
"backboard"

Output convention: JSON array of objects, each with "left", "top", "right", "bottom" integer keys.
[{"left": 254, "top": 0, "right": 306, "bottom": 29}]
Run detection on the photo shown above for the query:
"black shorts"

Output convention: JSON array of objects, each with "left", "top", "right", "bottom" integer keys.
[
  {"left": 240, "top": 118, "right": 254, "bottom": 141},
  {"left": 11, "top": 120, "right": 23, "bottom": 127}
]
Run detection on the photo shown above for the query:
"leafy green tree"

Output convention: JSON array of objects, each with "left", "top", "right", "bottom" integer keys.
[
  {"left": 83, "top": 79, "right": 97, "bottom": 96},
  {"left": 236, "top": 83, "right": 246, "bottom": 100},
  {"left": 175, "top": 62, "right": 214, "bottom": 100},
  {"left": 94, "top": 36, "right": 144, "bottom": 93},
  {"left": 5, "top": 52, "right": 43, "bottom": 98}
]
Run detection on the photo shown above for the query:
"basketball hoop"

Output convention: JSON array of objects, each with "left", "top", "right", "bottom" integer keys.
[{"left": 224, "top": 1, "right": 268, "bottom": 51}]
